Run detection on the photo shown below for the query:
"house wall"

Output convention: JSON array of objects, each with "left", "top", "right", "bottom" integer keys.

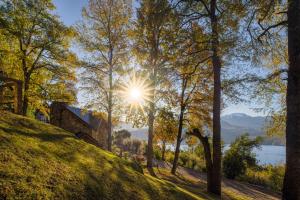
[
  {"left": 91, "top": 124, "right": 108, "bottom": 149},
  {"left": 50, "top": 102, "right": 107, "bottom": 148},
  {"left": 0, "top": 76, "right": 23, "bottom": 114},
  {"left": 90, "top": 116, "right": 108, "bottom": 148}
]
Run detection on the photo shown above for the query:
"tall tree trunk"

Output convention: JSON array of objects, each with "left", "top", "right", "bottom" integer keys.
[
  {"left": 189, "top": 129, "right": 213, "bottom": 192},
  {"left": 282, "top": 0, "right": 300, "bottom": 199},
  {"left": 22, "top": 73, "right": 30, "bottom": 116},
  {"left": 161, "top": 141, "right": 166, "bottom": 161},
  {"left": 171, "top": 105, "right": 184, "bottom": 174},
  {"left": 107, "top": 65, "right": 113, "bottom": 151},
  {"left": 20, "top": 44, "right": 28, "bottom": 116},
  {"left": 147, "top": 67, "right": 157, "bottom": 172},
  {"left": 147, "top": 100, "right": 154, "bottom": 170},
  {"left": 171, "top": 78, "right": 186, "bottom": 174},
  {"left": 210, "top": 0, "right": 222, "bottom": 195}
]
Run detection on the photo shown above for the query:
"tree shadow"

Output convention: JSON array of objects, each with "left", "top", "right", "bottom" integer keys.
[
  {"left": 147, "top": 166, "right": 157, "bottom": 177},
  {"left": 0, "top": 124, "right": 73, "bottom": 142}
]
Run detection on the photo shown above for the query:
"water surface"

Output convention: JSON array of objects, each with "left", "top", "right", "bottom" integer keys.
[{"left": 168, "top": 144, "right": 286, "bottom": 166}]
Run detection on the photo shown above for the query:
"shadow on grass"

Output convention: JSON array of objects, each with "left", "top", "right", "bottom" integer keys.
[
  {"left": 0, "top": 113, "right": 211, "bottom": 200},
  {"left": 147, "top": 166, "right": 157, "bottom": 177},
  {"left": 0, "top": 126, "right": 73, "bottom": 142}
]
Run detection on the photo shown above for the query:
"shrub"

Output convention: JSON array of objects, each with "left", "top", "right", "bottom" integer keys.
[
  {"left": 223, "top": 151, "right": 246, "bottom": 179},
  {"left": 238, "top": 165, "right": 284, "bottom": 192},
  {"left": 178, "top": 152, "right": 189, "bottom": 166},
  {"left": 177, "top": 151, "right": 206, "bottom": 172},
  {"left": 223, "top": 134, "right": 262, "bottom": 179},
  {"left": 124, "top": 139, "right": 143, "bottom": 155},
  {"left": 153, "top": 146, "right": 162, "bottom": 160},
  {"left": 165, "top": 151, "right": 174, "bottom": 163},
  {"left": 269, "top": 165, "right": 285, "bottom": 191}
]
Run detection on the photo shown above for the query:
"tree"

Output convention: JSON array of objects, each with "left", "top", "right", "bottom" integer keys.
[
  {"left": 185, "top": 135, "right": 198, "bottom": 153},
  {"left": 154, "top": 108, "right": 177, "bottom": 161},
  {"left": 170, "top": 21, "right": 212, "bottom": 175},
  {"left": 245, "top": 0, "right": 300, "bottom": 197},
  {"left": 133, "top": 0, "right": 176, "bottom": 171},
  {"left": 223, "top": 134, "right": 262, "bottom": 179},
  {"left": 0, "top": 0, "right": 78, "bottom": 115},
  {"left": 124, "top": 139, "right": 143, "bottom": 155},
  {"left": 188, "top": 128, "right": 213, "bottom": 190},
  {"left": 284, "top": 0, "right": 300, "bottom": 198},
  {"left": 113, "top": 129, "right": 131, "bottom": 157},
  {"left": 175, "top": 0, "right": 247, "bottom": 195},
  {"left": 242, "top": 1, "right": 288, "bottom": 144},
  {"left": 76, "top": 0, "right": 131, "bottom": 151}
]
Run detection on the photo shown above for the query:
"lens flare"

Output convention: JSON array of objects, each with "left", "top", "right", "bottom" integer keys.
[
  {"left": 130, "top": 88, "right": 142, "bottom": 101},
  {"left": 119, "top": 73, "right": 152, "bottom": 114}
]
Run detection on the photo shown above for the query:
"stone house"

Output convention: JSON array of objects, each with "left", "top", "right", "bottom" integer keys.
[{"left": 50, "top": 102, "right": 108, "bottom": 149}]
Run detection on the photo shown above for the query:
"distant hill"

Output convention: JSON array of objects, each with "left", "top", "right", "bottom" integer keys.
[
  {"left": 221, "top": 113, "right": 281, "bottom": 145},
  {"left": 222, "top": 113, "right": 267, "bottom": 130},
  {"left": 130, "top": 128, "right": 148, "bottom": 140},
  {"left": 127, "top": 113, "right": 284, "bottom": 145}
]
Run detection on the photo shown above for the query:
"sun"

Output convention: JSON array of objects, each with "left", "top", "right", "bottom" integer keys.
[
  {"left": 118, "top": 73, "right": 152, "bottom": 113},
  {"left": 130, "top": 87, "right": 142, "bottom": 102}
]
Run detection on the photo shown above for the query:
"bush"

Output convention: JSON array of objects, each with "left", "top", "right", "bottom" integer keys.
[
  {"left": 178, "top": 152, "right": 189, "bottom": 166},
  {"left": 165, "top": 151, "right": 174, "bottom": 163},
  {"left": 238, "top": 165, "right": 284, "bottom": 192},
  {"left": 124, "top": 139, "right": 143, "bottom": 155},
  {"left": 177, "top": 151, "right": 206, "bottom": 172},
  {"left": 153, "top": 146, "right": 162, "bottom": 160},
  {"left": 223, "top": 134, "right": 261, "bottom": 179},
  {"left": 269, "top": 165, "right": 285, "bottom": 191},
  {"left": 223, "top": 151, "right": 246, "bottom": 179}
]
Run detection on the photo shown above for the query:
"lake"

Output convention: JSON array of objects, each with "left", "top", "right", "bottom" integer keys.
[
  {"left": 224, "top": 145, "right": 286, "bottom": 165},
  {"left": 168, "top": 145, "right": 286, "bottom": 166}
]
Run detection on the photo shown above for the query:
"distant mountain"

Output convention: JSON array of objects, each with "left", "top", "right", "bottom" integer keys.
[
  {"left": 222, "top": 113, "right": 266, "bottom": 144},
  {"left": 126, "top": 113, "right": 284, "bottom": 145},
  {"left": 130, "top": 128, "right": 148, "bottom": 141},
  {"left": 222, "top": 113, "right": 266, "bottom": 130}
]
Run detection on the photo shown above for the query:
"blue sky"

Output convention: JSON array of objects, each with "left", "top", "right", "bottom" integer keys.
[
  {"left": 52, "top": 0, "right": 87, "bottom": 26},
  {"left": 52, "top": 0, "right": 266, "bottom": 117}
]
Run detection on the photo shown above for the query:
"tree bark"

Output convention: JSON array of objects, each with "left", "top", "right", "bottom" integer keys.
[
  {"left": 188, "top": 129, "right": 213, "bottom": 192},
  {"left": 210, "top": 0, "right": 222, "bottom": 195},
  {"left": 20, "top": 40, "right": 28, "bottom": 116},
  {"left": 147, "top": 65, "right": 157, "bottom": 173},
  {"left": 107, "top": 65, "right": 113, "bottom": 151},
  {"left": 162, "top": 141, "right": 166, "bottom": 161},
  {"left": 282, "top": 0, "right": 300, "bottom": 199},
  {"left": 22, "top": 73, "right": 30, "bottom": 116},
  {"left": 171, "top": 105, "right": 184, "bottom": 174},
  {"left": 171, "top": 78, "right": 187, "bottom": 174},
  {"left": 147, "top": 99, "right": 155, "bottom": 170},
  {"left": 106, "top": 36, "right": 114, "bottom": 151}
]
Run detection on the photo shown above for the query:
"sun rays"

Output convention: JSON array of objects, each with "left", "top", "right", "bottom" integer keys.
[{"left": 119, "top": 73, "right": 152, "bottom": 114}]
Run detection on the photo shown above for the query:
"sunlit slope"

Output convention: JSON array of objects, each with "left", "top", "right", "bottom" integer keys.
[{"left": 0, "top": 111, "right": 205, "bottom": 200}]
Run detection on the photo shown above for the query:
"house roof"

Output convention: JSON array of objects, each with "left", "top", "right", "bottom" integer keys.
[{"left": 66, "top": 106, "right": 106, "bottom": 130}]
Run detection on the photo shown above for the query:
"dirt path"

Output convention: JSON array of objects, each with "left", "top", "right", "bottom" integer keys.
[{"left": 156, "top": 161, "right": 280, "bottom": 200}]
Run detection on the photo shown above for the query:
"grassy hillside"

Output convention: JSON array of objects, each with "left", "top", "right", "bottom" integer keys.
[{"left": 0, "top": 111, "right": 203, "bottom": 200}]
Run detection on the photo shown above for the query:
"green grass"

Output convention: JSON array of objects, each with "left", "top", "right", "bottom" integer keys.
[
  {"left": 152, "top": 168, "right": 252, "bottom": 200},
  {"left": 0, "top": 111, "right": 264, "bottom": 200},
  {"left": 0, "top": 111, "right": 208, "bottom": 200}
]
